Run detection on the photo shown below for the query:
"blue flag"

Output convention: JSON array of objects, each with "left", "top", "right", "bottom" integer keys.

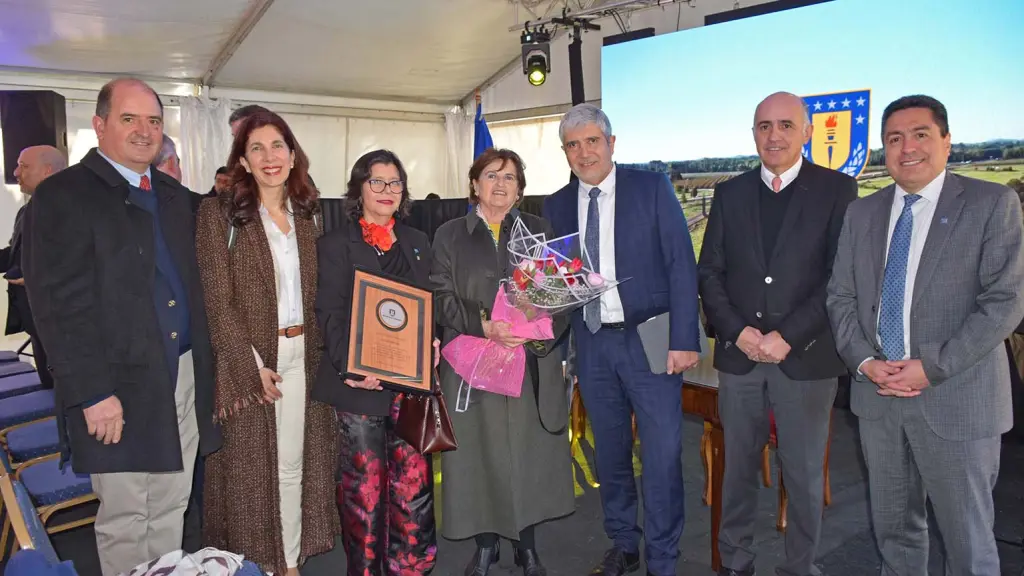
[{"left": 474, "top": 103, "right": 494, "bottom": 160}]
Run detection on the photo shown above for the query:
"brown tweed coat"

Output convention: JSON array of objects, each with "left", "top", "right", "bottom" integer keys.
[{"left": 195, "top": 195, "right": 339, "bottom": 573}]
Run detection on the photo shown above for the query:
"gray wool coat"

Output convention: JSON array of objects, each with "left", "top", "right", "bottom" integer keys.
[{"left": 430, "top": 208, "right": 575, "bottom": 541}]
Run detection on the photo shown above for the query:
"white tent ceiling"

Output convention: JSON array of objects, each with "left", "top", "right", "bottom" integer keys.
[{"left": 0, "top": 0, "right": 602, "bottom": 104}]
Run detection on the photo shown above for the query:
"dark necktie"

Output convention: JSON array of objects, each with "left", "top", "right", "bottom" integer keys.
[
  {"left": 584, "top": 187, "right": 602, "bottom": 334},
  {"left": 878, "top": 194, "right": 922, "bottom": 360}
]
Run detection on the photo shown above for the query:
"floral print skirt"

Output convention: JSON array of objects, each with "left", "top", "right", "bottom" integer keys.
[{"left": 336, "top": 396, "right": 437, "bottom": 576}]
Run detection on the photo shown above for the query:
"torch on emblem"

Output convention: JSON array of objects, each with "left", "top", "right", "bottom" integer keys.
[{"left": 802, "top": 89, "right": 872, "bottom": 178}]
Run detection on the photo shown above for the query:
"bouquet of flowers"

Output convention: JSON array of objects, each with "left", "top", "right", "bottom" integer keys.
[
  {"left": 440, "top": 217, "right": 624, "bottom": 408},
  {"left": 503, "top": 217, "right": 624, "bottom": 319},
  {"left": 441, "top": 285, "right": 552, "bottom": 401}
]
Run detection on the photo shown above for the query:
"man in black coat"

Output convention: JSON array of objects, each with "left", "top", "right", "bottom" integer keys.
[
  {"left": 23, "top": 77, "right": 220, "bottom": 576},
  {"left": 2, "top": 145, "right": 66, "bottom": 389},
  {"left": 698, "top": 92, "right": 857, "bottom": 576}
]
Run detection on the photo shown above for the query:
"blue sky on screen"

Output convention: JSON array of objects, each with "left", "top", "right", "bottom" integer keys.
[{"left": 601, "top": 0, "right": 1024, "bottom": 163}]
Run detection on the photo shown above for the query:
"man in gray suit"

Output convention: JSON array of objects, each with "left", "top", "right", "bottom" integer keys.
[{"left": 826, "top": 95, "right": 1024, "bottom": 576}]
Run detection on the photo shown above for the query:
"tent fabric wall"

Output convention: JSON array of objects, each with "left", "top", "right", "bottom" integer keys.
[{"left": 488, "top": 115, "right": 570, "bottom": 196}]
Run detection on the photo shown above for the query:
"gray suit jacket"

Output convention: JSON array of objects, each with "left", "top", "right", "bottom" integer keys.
[{"left": 826, "top": 173, "right": 1024, "bottom": 441}]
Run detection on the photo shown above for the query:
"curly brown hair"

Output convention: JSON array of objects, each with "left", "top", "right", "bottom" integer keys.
[{"left": 222, "top": 109, "right": 319, "bottom": 226}]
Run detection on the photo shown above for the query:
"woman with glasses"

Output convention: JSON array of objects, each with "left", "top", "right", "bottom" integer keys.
[
  {"left": 431, "top": 148, "right": 573, "bottom": 576},
  {"left": 313, "top": 149, "right": 438, "bottom": 574}
]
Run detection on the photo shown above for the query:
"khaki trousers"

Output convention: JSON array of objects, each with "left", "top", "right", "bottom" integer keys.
[{"left": 92, "top": 350, "right": 199, "bottom": 576}]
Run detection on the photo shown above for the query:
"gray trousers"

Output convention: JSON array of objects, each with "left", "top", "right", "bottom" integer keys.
[
  {"left": 718, "top": 363, "right": 837, "bottom": 576},
  {"left": 859, "top": 399, "right": 1001, "bottom": 576},
  {"left": 92, "top": 351, "right": 199, "bottom": 576}
]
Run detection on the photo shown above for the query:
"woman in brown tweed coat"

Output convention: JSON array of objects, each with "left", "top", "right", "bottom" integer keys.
[{"left": 195, "top": 110, "right": 339, "bottom": 575}]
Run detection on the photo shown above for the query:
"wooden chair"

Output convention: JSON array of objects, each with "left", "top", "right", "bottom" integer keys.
[{"left": 701, "top": 410, "right": 833, "bottom": 532}]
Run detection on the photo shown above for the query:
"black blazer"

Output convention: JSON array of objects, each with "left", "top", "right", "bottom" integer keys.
[
  {"left": 698, "top": 161, "right": 857, "bottom": 380},
  {"left": 2, "top": 204, "right": 28, "bottom": 335},
  {"left": 22, "top": 149, "right": 221, "bottom": 473},
  {"left": 313, "top": 216, "right": 434, "bottom": 416}
]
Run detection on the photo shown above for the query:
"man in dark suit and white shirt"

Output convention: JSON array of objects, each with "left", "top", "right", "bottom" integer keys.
[
  {"left": 827, "top": 95, "right": 1024, "bottom": 576},
  {"left": 698, "top": 92, "right": 857, "bottom": 576},
  {"left": 23, "top": 78, "right": 220, "bottom": 576},
  {"left": 544, "top": 103, "right": 701, "bottom": 576},
  {"left": 2, "top": 145, "right": 66, "bottom": 389}
]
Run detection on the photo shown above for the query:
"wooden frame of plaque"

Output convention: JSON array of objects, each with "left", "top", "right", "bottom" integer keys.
[{"left": 346, "top": 267, "right": 433, "bottom": 394}]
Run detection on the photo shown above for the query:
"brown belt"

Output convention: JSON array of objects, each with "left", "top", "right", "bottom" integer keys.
[{"left": 278, "top": 325, "right": 304, "bottom": 338}]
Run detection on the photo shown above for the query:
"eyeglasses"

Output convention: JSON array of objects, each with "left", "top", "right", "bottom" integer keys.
[{"left": 368, "top": 178, "right": 405, "bottom": 194}]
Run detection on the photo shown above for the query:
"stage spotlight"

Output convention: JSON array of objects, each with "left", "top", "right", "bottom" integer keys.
[{"left": 521, "top": 25, "right": 551, "bottom": 87}]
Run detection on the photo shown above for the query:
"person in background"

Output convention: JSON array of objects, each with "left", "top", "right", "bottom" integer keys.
[
  {"left": 543, "top": 104, "right": 700, "bottom": 576},
  {"left": 827, "top": 95, "right": 1024, "bottom": 576},
  {"left": 22, "top": 77, "right": 221, "bottom": 576},
  {"left": 432, "top": 147, "right": 573, "bottom": 576},
  {"left": 3, "top": 145, "right": 66, "bottom": 390},
  {"left": 698, "top": 92, "right": 857, "bottom": 576},
  {"left": 229, "top": 104, "right": 272, "bottom": 139},
  {"left": 196, "top": 109, "right": 337, "bottom": 576},
  {"left": 314, "top": 149, "right": 438, "bottom": 575},
  {"left": 155, "top": 134, "right": 182, "bottom": 182},
  {"left": 206, "top": 166, "right": 231, "bottom": 197}
]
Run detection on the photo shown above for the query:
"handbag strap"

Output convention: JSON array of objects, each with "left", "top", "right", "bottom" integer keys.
[{"left": 526, "top": 352, "right": 567, "bottom": 435}]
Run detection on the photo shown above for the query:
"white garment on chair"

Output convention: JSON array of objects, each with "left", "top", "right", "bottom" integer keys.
[{"left": 120, "top": 547, "right": 245, "bottom": 576}]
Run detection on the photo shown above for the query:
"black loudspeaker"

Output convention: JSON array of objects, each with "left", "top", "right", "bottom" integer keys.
[{"left": 0, "top": 90, "right": 68, "bottom": 184}]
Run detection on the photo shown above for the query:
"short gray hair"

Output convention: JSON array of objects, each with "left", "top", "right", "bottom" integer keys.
[
  {"left": 154, "top": 134, "right": 177, "bottom": 166},
  {"left": 34, "top": 146, "right": 67, "bottom": 172},
  {"left": 559, "top": 103, "right": 613, "bottom": 143}
]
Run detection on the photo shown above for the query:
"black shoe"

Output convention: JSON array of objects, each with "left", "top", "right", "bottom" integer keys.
[
  {"left": 514, "top": 547, "right": 548, "bottom": 576},
  {"left": 464, "top": 541, "right": 500, "bottom": 576},
  {"left": 717, "top": 568, "right": 755, "bottom": 576},
  {"left": 589, "top": 547, "right": 641, "bottom": 576}
]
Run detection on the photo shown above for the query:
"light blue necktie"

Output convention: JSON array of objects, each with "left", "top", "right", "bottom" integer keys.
[
  {"left": 878, "top": 194, "right": 922, "bottom": 360},
  {"left": 584, "top": 187, "right": 602, "bottom": 333}
]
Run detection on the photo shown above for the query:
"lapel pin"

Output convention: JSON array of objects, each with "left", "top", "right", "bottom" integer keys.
[
  {"left": 414, "top": 247, "right": 421, "bottom": 260},
  {"left": 940, "top": 217, "right": 948, "bottom": 224}
]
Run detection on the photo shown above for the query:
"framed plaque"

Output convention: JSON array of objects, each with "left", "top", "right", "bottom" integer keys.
[{"left": 346, "top": 267, "right": 434, "bottom": 393}]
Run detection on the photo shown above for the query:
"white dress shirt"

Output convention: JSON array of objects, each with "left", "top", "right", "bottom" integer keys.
[
  {"left": 760, "top": 155, "right": 803, "bottom": 192},
  {"left": 578, "top": 167, "right": 624, "bottom": 323},
  {"left": 260, "top": 200, "right": 303, "bottom": 329},
  {"left": 859, "top": 170, "right": 946, "bottom": 370}
]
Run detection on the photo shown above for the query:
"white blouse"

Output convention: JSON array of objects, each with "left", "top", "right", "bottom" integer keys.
[{"left": 259, "top": 201, "right": 303, "bottom": 329}]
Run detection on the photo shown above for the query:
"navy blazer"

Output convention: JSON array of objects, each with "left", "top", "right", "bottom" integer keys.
[{"left": 543, "top": 166, "right": 700, "bottom": 352}]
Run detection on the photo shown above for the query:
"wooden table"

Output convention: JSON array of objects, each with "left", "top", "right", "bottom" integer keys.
[{"left": 681, "top": 349, "right": 723, "bottom": 571}]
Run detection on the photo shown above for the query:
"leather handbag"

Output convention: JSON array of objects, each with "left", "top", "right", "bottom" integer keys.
[{"left": 396, "top": 369, "right": 458, "bottom": 454}]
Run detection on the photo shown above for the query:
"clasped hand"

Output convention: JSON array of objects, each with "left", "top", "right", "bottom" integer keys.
[
  {"left": 861, "top": 359, "right": 929, "bottom": 397},
  {"left": 482, "top": 320, "right": 529, "bottom": 349},
  {"left": 737, "top": 327, "right": 791, "bottom": 364}
]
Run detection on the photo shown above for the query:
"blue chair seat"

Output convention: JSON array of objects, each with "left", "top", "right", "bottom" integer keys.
[
  {"left": 7, "top": 419, "right": 60, "bottom": 462},
  {"left": 19, "top": 458, "right": 92, "bottom": 506},
  {"left": 0, "top": 351, "right": 18, "bottom": 363},
  {"left": 0, "top": 390, "right": 56, "bottom": 429},
  {"left": 0, "top": 371, "right": 43, "bottom": 400},
  {"left": 0, "top": 362, "right": 34, "bottom": 378}
]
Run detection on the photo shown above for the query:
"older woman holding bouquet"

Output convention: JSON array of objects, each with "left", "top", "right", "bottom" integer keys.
[{"left": 431, "top": 147, "right": 574, "bottom": 576}]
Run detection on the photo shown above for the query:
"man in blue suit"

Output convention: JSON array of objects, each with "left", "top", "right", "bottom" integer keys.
[{"left": 544, "top": 104, "right": 701, "bottom": 576}]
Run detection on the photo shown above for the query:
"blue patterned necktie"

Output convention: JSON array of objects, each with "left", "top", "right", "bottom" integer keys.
[
  {"left": 878, "top": 194, "right": 922, "bottom": 360},
  {"left": 584, "top": 187, "right": 602, "bottom": 333}
]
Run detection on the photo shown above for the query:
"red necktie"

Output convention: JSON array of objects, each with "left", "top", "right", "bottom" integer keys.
[
  {"left": 772, "top": 176, "right": 782, "bottom": 193},
  {"left": 140, "top": 175, "right": 152, "bottom": 191}
]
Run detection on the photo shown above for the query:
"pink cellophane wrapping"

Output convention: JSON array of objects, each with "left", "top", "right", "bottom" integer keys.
[{"left": 440, "top": 287, "right": 554, "bottom": 398}]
